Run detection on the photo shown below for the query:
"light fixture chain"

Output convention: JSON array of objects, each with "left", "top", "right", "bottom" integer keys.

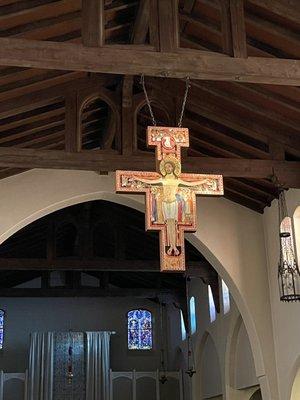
[
  {"left": 178, "top": 77, "right": 191, "bottom": 128},
  {"left": 140, "top": 74, "right": 157, "bottom": 126}
]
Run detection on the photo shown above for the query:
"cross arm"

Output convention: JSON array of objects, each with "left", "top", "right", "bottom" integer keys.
[
  {"left": 179, "top": 173, "right": 224, "bottom": 195},
  {"left": 116, "top": 170, "right": 161, "bottom": 193}
]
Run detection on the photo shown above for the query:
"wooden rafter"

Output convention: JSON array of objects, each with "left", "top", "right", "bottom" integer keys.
[
  {"left": 82, "top": 0, "right": 105, "bottom": 47},
  {"left": 1, "top": 38, "right": 300, "bottom": 85}
]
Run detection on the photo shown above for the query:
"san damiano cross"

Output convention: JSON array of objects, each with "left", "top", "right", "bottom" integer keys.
[{"left": 116, "top": 126, "right": 224, "bottom": 272}]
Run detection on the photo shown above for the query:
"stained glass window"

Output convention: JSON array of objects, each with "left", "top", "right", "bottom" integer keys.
[
  {"left": 222, "top": 280, "right": 230, "bottom": 314},
  {"left": 0, "top": 310, "right": 4, "bottom": 350},
  {"left": 208, "top": 285, "right": 216, "bottom": 322},
  {"left": 189, "top": 296, "right": 197, "bottom": 334},
  {"left": 127, "top": 309, "right": 153, "bottom": 350},
  {"left": 180, "top": 310, "right": 186, "bottom": 341}
]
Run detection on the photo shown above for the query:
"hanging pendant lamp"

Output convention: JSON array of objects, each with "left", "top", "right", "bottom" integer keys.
[{"left": 277, "top": 191, "right": 300, "bottom": 302}]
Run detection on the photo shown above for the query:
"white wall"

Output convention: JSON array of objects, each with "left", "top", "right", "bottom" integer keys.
[
  {"left": 0, "top": 169, "right": 279, "bottom": 399},
  {"left": 0, "top": 297, "right": 162, "bottom": 373},
  {"left": 263, "top": 189, "right": 300, "bottom": 400}
]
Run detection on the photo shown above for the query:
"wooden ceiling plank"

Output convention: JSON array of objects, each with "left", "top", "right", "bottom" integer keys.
[
  {"left": 245, "top": 12, "right": 300, "bottom": 59},
  {"left": 0, "top": 71, "right": 86, "bottom": 103},
  {"left": 247, "top": 0, "right": 300, "bottom": 27},
  {"left": 224, "top": 188, "right": 265, "bottom": 213},
  {"left": 10, "top": 15, "right": 82, "bottom": 41},
  {"left": 185, "top": 116, "right": 270, "bottom": 159},
  {"left": 225, "top": 177, "right": 274, "bottom": 203},
  {"left": 194, "top": 81, "right": 300, "bottom": 138},
  {"left": 0, "top": 118, "right": 65, "bottom": 145},
  {"left": 2, "top": 38, "right": 300, "bottom": 86},
  {"left": 0, "top": 106, "right": 65, "bottom": 133},
  {"left": 0, "top": 0, "right": 81, "bottom": 30}
]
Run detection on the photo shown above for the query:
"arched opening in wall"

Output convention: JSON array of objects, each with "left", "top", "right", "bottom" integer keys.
[
  {"left": 199, "top": 333, "right": 223, "bottom": 399},
  {"left": 291, "top": 367, "right": 300, "bottom": 400},
  {"left": 81, "top": 97, "right": 117, "bottom": 150},
  {"left": 55, "top": 222, "right": 78, "bottom": 257},
  {"left": 0, "top": 177, "right": 269, "bottom": 400},
  {"left": 136, "top": 102, "right": 171, "bottom": 152},
  {"left": 293, "top": 206, "right": 300, "bottom": 262},
  {"left": 93, "top": 221, "right": 116, "bottom": 258}
]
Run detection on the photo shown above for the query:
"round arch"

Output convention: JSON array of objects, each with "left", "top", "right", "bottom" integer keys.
[{"left": 0, "top": 169, "right": 271, "bottom": 399}]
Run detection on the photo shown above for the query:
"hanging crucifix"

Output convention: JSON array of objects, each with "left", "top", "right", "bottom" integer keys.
[
  {"left": 116, "top": 126, "right": 224, "bottom": 272},
  {"left": 116, "top": 77, "right": 223, "bottom": 272}
]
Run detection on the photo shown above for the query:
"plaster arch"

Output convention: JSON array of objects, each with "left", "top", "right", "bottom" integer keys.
[{"left": 0, "top": 169, "right": 273, "bottom": 399}]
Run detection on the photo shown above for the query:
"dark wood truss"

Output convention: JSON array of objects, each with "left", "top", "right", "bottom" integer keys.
[{"left": 0, "top": 0, "right": 299, "bottom": 214}]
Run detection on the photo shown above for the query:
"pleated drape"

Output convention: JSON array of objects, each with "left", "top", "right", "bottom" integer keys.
[
  {"left": 26, "top": 332, "right": 54, "bottom": 400},
  {"left": 85, "top": 332, "right": 111, "bottom": 400}
]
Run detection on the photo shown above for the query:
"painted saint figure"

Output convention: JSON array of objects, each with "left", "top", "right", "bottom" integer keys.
[{"left": 134, "top": 155, "right": 217, "bottom": 257}]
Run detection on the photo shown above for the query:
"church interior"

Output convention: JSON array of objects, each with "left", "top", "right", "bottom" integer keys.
[{"left": 0, "top": 0, "right": 299, "bottom": 399}]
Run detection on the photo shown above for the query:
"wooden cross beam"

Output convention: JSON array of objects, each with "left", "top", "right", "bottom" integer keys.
[
  {"left": 0, "top": 147, "right": 297, "bottom": 186},
  {"left": 1, "top": 38, "right": 300, "bottom": 86}
]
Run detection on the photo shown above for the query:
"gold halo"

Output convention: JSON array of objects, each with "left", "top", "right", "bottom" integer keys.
[{"left": 159, "top": 155, "right": 181, "bottom": 177}]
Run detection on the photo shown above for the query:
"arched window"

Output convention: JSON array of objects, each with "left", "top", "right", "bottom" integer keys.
[
  {"left": 208, "top": 285, "right": 216, "bottom": 323},
  {"left": 0, "top": 309, "right": 4, "bottom": 349},
  {"left": 180, "top": 310, "right": 186, "bottom": 341},
  {"left": 189, "top": 296, "right": 197, "bottom": 334},
  {"left": 127, "top": 309, "right": 153, "bottom": 350},
  {"left": 222, "top": 280, "right": 230, "bottom": 314}
]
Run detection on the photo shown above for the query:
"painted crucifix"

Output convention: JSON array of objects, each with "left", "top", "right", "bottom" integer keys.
[{"left": 116, "top": 126, "right": 224, "bottom": 272}]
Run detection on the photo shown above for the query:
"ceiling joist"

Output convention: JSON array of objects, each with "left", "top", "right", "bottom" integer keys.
[
  {"left": 0, "top": 147, "right": 297, "bottom": 186},
  {"left": 1, "top": 38, "right": 300, "bottom": 86}
]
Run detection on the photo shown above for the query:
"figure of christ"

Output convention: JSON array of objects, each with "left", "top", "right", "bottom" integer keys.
[{"left": 134, "top": 157, "right": 216, "bottom": 257}]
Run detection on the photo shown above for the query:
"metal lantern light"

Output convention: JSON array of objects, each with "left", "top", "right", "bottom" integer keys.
[{"left": 278, "top": 191, "right": 300, "bottom": 302}]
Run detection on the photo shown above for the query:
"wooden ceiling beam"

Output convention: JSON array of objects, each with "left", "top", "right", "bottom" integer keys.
[
  {"left": 0, "top": 147, "right": 297, "bottom": 186},
  {"left": 0, "top": 257, "right": 213, "bottom": 276},
  {"left": 0, "top": 287, "right": 177, "bottom": 298},
  {"left": 1, "top": 38, "right": 300, "bottom": 85}
]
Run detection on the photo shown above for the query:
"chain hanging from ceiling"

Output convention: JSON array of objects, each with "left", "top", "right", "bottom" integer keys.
[
  {"left": 277, "top": 190, "right": 300, "bottom": 302},
  {"left": 140, "top": 75, "right": 191, "bottom": 127}
]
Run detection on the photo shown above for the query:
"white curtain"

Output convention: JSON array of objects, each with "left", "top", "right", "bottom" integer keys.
[
  {"left": 86, "top": 332, "right": 111, "bottom": 400},
  {"left": 26, "top": 332, "right": 54, "bottom": 400}
]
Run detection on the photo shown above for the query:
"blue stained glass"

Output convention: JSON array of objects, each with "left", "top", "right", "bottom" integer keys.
[
  {"left": 189, "top": 296, "right": 197, "bottom": 334},
  {"left": 208, "top": 285, "right": 216, "bottom": 323},
  {"left": 127, "top": 309, "right": 153, "bottom": 350},
  {"left": 0, "top": 310, "right": 4, "bottom": 350},
  {"left": 180, "top": 310, "right": 186, "bottom": 341}
]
